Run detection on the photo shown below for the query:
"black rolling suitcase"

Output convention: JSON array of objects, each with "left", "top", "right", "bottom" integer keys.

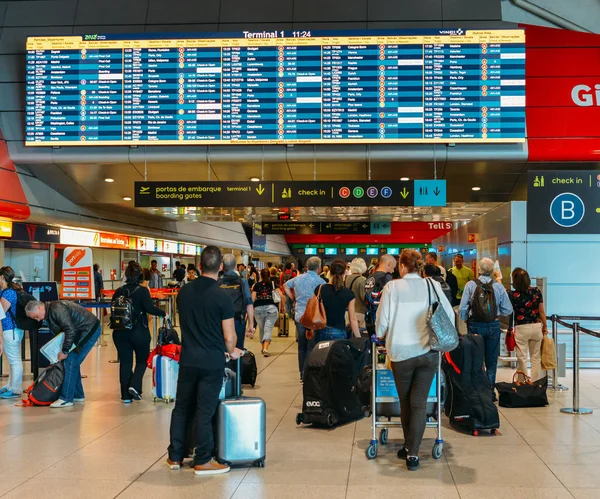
[
  {"left": 442, "top": 333, "right": 500, "bottom": 436},
  {"left": 296, "top": 338, "right": 370, "bottom": 427}
]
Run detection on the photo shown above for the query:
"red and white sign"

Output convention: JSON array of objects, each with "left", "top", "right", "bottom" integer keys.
[
  {"left": 468, "top": 233, "right": 478, "bottom": 244},
  {"left": 60, "top": 246, "right": 94, "bottom": 299},
  {"left": 524, "top": 24, "right": 600, "bottom": 161},
  {"left": 98, "top": 232, "right": 129, "bottom": 249}
]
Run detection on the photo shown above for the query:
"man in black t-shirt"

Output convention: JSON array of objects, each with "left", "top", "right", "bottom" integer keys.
[
  {"left": 364, "top": 254, "right": 396, "bottom": 332},
  {"left": 167, "top": 246, "right": 243, "bottom": 477},
  {"left": 173, "top": 261, "right": 186, "bottom": 283}
]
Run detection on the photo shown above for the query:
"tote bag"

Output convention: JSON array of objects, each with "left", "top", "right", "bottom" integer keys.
[
  {"left": 426, "top": 279, "right": 459, "bottom": 353},
  {"left": 541, "top": 335, "right": 557, "bottom": 370},
  {"left": 495, "top": 371, "right": 549, "bottom": 408},
  {"left": 300, "top": 285, "right": 327, "bottom": 331}
]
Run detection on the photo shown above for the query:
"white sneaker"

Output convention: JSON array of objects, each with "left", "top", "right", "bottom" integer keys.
[
  {"left": 73, "top": 398, "right": 85, "bottom": 404},
  {"left": 50, "top": 399, "right": 73, "bottom": 408}
]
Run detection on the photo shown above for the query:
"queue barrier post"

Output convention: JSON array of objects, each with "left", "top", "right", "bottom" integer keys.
[
  {"left": 560, "top": 321, "right": 592, "bottom": 415},
  {"left": 549, "top": 315, "right": 568, "bottom": 391}
]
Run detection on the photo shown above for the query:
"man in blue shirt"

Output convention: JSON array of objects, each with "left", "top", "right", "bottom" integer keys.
[
  {"left": 459, "top": 258, "right": 513, "bottom": 396},
  {"left": 284, "top": 256, "right": 325, "bottom": 381}
]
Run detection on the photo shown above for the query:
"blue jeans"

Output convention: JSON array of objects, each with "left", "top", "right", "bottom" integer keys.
[
  {"left": 234, "top": 319, "right": 246, "bottom": 350},
  {"left": 296, "top": 322, "right": 313, "bottom": 378},
  {"left": 317, "top": 327, "right": 346, "bottom": 342},
  {"left": 60, "top": 325, "right": 102, "bottom": 402},
  {"left": 467, "top": 320, "right": 501, "bottom": 388}
]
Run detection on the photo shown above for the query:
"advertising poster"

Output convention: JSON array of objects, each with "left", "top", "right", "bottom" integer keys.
[{"left": 61, "top": 246, "right": 94, "bottom": 299}]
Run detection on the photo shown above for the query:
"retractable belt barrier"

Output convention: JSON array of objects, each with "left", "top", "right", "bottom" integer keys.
[{"left": 551, "top": 314, "right": 600, "bottom": 416}]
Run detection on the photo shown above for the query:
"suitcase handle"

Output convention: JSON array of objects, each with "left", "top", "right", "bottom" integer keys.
[{"left": 225, "top": 351, "right": 244, "bottom": 398}]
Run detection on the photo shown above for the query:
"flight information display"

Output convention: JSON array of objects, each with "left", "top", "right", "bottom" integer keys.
[{"left": 25, "top": 29, "right": 525, "bottom": 146}]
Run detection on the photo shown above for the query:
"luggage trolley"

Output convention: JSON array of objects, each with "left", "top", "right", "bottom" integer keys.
[{"left": 366, "top": 339, "right": 444, "bottom": 460}]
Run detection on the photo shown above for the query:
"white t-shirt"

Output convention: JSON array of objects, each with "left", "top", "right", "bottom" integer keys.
[
  {"left": 376, "top": 273, "right": 455, "bottom": 362},
  {"left": 0, "top": 306, "right": 4, "bottom": 321}
]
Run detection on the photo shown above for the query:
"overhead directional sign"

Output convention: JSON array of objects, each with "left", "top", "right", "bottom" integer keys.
[
  {"left": 414, "top": 180, "right": 447, "bottom": 207},
  {"left": 527, "top": 171, "right": 600, "bottom": 234},
  {"left": 262, "top": 222, "right": 371, "bottom": 235},
  {"left": 135, "top": 181, "right": 432, "bottom": 208}
]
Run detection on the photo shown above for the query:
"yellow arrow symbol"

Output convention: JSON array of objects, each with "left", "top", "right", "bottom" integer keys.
[
  {"left": 400, "top": 188, "right": 410, "bottom": 199},
  {"left": 256, "top": 184, "right": 265, "bottom": 195}
]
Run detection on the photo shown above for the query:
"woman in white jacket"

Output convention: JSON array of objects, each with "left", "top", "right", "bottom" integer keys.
[{"left": 376, "top": 249, "right": 455, "bottom": 472}]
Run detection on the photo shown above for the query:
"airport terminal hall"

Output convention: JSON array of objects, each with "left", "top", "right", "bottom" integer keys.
[{"left": 1, "top": 0, "right": 600, "bottom": 497}]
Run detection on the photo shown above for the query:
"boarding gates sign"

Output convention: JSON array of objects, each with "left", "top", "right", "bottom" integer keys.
[{"left": 527, "top": 171, "right": 600, "bottom": 234}]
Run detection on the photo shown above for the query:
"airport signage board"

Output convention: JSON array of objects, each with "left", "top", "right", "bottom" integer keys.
[
  {"left": 135, "top": 180, "right": 446, "bottom": 208},
  {"left": 10, "top": 223, "right": 60, "bottom": 243},
  {"left": 262, "top": 221, "right": 372, "bottom": 235},
  {"left": 25, "top": 29, "right": 524, "bottom": 146},
  {"left": 0, "top": 221, "right": 13, "bottom": 238},
  {"left": 527, "top": 170, "right": 600, "bottom": 234}
]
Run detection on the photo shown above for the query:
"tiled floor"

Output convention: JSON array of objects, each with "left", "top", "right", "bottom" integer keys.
[{"left": 1, "top": 324, "right": 599, "bottom": 498}]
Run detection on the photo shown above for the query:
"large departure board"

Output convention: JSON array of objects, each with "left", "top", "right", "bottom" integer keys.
[{"left": 25, "top": 29, "right": 525, "bottom": 146}]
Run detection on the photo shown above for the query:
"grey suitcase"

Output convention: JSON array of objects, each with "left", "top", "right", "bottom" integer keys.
[{"left": 216, "top": 356, "right": 266, "bottom": 468}]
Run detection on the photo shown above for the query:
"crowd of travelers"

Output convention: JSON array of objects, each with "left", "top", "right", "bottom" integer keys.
[{"left": 0, "top": 247, "right": 550, "bottom": 474}]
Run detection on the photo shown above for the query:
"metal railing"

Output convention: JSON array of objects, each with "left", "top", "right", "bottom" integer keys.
[{"left": 552, "top": 315, "right": 600, "bottom": 416}]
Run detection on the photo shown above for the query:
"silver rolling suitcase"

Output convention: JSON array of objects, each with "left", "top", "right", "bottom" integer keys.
[{"left": 216, "top": 357, "right": 266, "bottom": 468}]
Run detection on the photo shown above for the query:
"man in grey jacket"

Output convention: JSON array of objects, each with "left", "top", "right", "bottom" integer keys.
[{"left": 26, "top": 300, "right": 102, "bottom": 408}]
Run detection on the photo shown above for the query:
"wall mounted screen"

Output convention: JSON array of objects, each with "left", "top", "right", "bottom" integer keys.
[{"left": 26, "top": 29, "right": 525, "bottom": 146}]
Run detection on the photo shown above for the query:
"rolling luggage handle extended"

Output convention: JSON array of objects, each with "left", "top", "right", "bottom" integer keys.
[{"left": 225, "top": 352, "right": 244, "bottom": 398}]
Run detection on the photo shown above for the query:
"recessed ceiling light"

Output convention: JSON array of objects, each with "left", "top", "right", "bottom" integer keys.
[
  {"left": 400, "top": 177, "right": 410, "bottom": 181},
  {"left": 123, "top": 196, "right": 132, "bottom": 201},
  {"left": 104, "top": 178, "right": 114, "bottom": 183},
  {"left": 471, "top": 187, "right": 481, "bottom": 191},
  {"left": 250, "top": 177, "right": 260, "bottom": 182}
]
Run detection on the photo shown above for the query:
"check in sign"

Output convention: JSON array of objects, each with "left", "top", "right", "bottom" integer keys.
[{"left": 527, "top": 171, "right": 600, "bottom": 234}]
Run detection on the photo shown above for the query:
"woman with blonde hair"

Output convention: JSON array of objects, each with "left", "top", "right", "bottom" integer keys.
[{"left": 376, "top": 249, "right": 454, "bottom": 471}]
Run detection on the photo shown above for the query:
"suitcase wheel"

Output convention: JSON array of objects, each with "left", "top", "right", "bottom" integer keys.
[
  {"left": 326, "top": 413, "right": 336, "bottom": 427},
  {"left": 379, "top": 429, "right": 388, "bottom": 445},
  {"left": 296, "top": 413, "right": 304, "bottom": 426},
  {"left": 365, "top": 443, "right": 377, "bottom": 460},
  {"left": 491, "top": 428, "right": 499, "bottom": 436},
  {"left": 254, "top": 459, "right": 266, "bottom": 468},
  {"left": 153, "top": 397, "right": 158, "bottom": 402},
  {"left": 472, "top": 430, "right": 479, "bottom": 436}
]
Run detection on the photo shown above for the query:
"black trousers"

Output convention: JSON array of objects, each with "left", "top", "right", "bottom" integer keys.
[
  {"left": 168, "top": 365, "right": 223, "bottom": 466},
  {"left": 112, "top": 327, "right": 151, "bottom": 401},
  {"left": 390, "top": 350, "right": 438, "bottom": 456}
]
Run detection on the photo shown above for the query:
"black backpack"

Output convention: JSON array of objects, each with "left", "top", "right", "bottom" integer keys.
[
  {"left": 217, "top": 274, "right": 245, "bottom": 320},
  {"left": 110, "top": 286, "right": 140, "bottom": 331},
  {"left": 1, "top": 288, "right": 39, "bottom": 331},
  {"left": 23, "top": 362, "right": 64, "bottom": 406},
  {"left": 364, "top": 273, "right": 388, "bottom": 327},
  {"left": 470, "top": 279, "right": 497, "bottom": 323}
]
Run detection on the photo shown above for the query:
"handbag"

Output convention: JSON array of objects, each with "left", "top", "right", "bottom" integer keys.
[
  {"left": 426, "top": 279, "right": 459, "bottom": 352},
  {"left": 541, "top": 335, "right": 557, "bottom": 370},
  {"left": 271, "top": 281, "right": 282, "bottom": 304},
  {"left": 300, "top": 285, "right": 327, "bottom": 331},
  {"left": 495, "top": 371, "right": 549, "bottom": 408},
  {"left": 505, "top": 315, "right": 516, "bottom": 352}
]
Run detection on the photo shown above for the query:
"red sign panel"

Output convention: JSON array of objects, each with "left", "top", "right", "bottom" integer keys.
[{"left": 524, "top": 25, "right": 600, "bottom": 161}]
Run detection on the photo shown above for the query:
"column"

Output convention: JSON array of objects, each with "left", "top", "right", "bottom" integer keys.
[
  {"left": 480, "top": 42, "right": 526, "bottom": 140},
  {"left": 177, "top": 46, "right": 222, "bottom": 141},
  {"left": 79, "top": 48, "right": 123, "bottom": 142},
  {"left": 276, "top": 44, "right": 322, "bottom": 141}
]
